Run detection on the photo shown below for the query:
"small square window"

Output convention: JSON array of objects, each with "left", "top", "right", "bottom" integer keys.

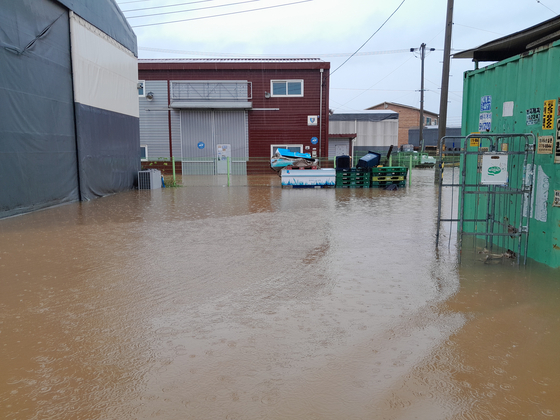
[
  {"left": 140, "top": 145, "right": 148, "bottom": 161},
  {"left": 271, "top": 80, "right": 303, "bottom": 97}
]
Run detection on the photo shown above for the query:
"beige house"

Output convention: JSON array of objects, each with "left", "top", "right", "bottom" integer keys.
[{"left": 366, "top": 102, "right": 438, "bottom": 147}]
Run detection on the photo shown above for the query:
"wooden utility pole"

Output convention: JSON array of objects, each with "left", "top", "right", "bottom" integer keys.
[{"left": 435, "top": 0, "right": 454, "bottom": 183}]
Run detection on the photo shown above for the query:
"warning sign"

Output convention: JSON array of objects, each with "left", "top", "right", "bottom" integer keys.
[
  {"left": 526, "top": 108, "right": 541, "bottom": 126},
  {"left": 538, "top": 135, "right": 554, "bottom": 154},
  {"left": 543, "top": 99, "right": 556, "bottom": 130}
]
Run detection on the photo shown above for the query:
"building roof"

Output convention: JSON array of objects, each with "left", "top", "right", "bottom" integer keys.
[
  {"left": 139, "top": 58, "right": 324, "bottom": 63},
  {"left": 453, "top": 15, "right": 560, "bottom": 62},
  {"left": 57, "top": 0, "right": 136, "bottom": 56},
  {"left": 138, "top": 58, "right": 330, "bottom": 71},
  {"left": 366, "top": 101, "right": 438, "bottom": 116},
  {"left": 328, "top": 133, "right": 357, "bottom": 138},
  {"left": 330, "top": 111, "right": 398, "bottom": 122}
]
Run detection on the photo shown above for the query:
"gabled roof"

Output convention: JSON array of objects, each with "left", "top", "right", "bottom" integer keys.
[
  {"left": 330, "top": 111, "right": 398, "bottom": 122},
  {"left": 453, "top": 15, "right": 560, "bottom": 62},
  {"left": 366, "top": 101, "right": 438, "bottom": 116}
]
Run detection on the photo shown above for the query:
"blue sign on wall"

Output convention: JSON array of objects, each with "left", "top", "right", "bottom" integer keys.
[
  {"left": 197, "top": 142, "right": 205, "bottom": 149},
  {"left": 311, "top": 137, "right": 318, "bottom": 144},
  {"left": 480, "top": 95, "right": 492, "bottom": 112}
]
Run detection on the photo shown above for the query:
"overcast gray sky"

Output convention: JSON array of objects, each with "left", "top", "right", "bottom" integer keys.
[{"left": 118, "top": 0, "right": 558, "bottom": 126}]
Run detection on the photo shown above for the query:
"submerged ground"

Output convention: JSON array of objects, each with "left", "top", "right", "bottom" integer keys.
[{"left": 1, "top": 169, "right": 558, "bottom": 419}]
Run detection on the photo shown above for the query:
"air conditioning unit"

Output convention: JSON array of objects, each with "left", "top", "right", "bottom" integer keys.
[{"left": 138, "top": 169, "right": 161, "bottom": 190}]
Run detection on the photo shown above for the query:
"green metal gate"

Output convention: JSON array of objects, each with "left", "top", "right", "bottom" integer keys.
[{"left": 436, "top": 133, "right": 536, "bottom": 264}]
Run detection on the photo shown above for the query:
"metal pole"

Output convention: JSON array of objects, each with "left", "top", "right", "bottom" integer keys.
[
  {"left": 419, "top": 43, "right": 426, "bottom": 153},
  {"left": 435, "top": 0, "right": 454, "bottom": 184}
]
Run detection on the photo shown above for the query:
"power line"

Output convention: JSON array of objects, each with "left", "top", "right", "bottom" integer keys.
[
  {"left": 536, "top": 0, "right": 557, "bottom": 14},
  {"left": 118, "top": 0, "right": 152, "bottom": 4},
  {"left": 122, "top": 0, "right": 216, "bottom": 13},
  {"left": 330, "top": 0, "right": 406, "bottom": 76},
  {"left": 131, "top": 0, "right": 312, "bottom": 27},
  {"left": 126, "top": 0, "right": 262, "bottom": 19}
]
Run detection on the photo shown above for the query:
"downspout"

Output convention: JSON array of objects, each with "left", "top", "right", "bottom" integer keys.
[
  {"left": 319, "top": 68, "right": 324, "bottom": 159},
  {"left": 167, "top": 80, "right": 173, "bottom": 158}
]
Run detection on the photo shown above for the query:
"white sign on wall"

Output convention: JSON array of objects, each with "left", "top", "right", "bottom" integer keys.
[
  {"left": 479, "top": 113, "right": 492, "bottom": 132},
  {"left": 307, "top": 115, "right": 318, "bottom": 126},
  {"left": 481, "top": 153, "right": 508, "bottom": 185}
]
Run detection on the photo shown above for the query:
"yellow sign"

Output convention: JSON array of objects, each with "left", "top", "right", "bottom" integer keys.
[
  {"left": 538, "top": 135, "right": 554, "bottom": 154},
  {"left": 543, "top": 99, "right": 556, "bottom": 130},
  {"left": 469, "top": 133, "right": 480, "bottom": 147}
]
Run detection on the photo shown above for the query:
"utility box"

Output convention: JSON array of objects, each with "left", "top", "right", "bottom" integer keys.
[{"left": 138, "top": 169, "right": 161, "bottom": 190}]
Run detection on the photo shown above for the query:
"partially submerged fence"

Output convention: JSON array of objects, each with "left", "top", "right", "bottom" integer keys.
[{"left": 436, "top": 133, "right": 536, "bottom": 264}]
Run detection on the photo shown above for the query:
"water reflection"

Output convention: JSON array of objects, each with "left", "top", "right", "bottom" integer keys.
[{"left": 0, "top": 170, "right": 558, "bottom": 419}]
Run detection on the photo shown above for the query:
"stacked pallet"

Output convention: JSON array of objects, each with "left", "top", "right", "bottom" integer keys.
[
  {"left": 335, "top": 168, "right": 371, "bottom": 188},
  {"left": 370, "top": 167, "right": 408, "bottom": 188}
]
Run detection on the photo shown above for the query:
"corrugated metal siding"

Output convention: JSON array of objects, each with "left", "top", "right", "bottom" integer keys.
[
  {"left": 329, "top": 120, "right": 398, "bottom": 148},
  {"left": 462, "top": 41, "right": 560, "bottom": 268},
  {"left": 180, "top": 110, "right": 248, "bottom": 175},
  {"left": 139, "top": 65, "right": 330, "bottom": 168},
  {"left": 249, "top": 69, "right": 327, "bottom": 159},
  {"left": 139, "top": 80, "right": 170, "bottom": 159}
]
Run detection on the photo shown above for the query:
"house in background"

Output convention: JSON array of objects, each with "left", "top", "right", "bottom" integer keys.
[
  {"left": 328, "top": 111, "right": 398, "bottom": 162},
  {"left": 138, "top": 59, "right": 330, "bottom": 175},
  {"left": 0, "top": 0, "right": 140, "bottom": 218},
  {"left": 366, "top": 102, "right": 438, "bottom": 147}
]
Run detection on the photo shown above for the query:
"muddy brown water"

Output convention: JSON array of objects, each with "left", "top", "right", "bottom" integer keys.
[{"left": 1, "top": 169, "right": 558, "bottom": 419}]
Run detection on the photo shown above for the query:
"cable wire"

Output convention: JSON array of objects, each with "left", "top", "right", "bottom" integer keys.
[
  {"left": 330, "top": 0, "right": 406, "bottom": 76},
  {"left": 131, "top": 0, "right": 312, "bottom": 27},
  {"left": 126, "top": 0, "right": 262, "bottom": 19},
  {"left": 122, "top": 0, "right": 216, "bottom": 13}
]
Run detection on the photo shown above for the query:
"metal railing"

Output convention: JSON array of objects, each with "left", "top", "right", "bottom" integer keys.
[{"left": 170, "top": 81, "right": 252, "bottom": 101}]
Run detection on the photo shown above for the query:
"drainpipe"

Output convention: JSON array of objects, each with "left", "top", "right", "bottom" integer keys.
[
  {"left": 319, "top": 68, "right": 324, "bottom": 159},
  {"left": 167, "top": 80, "right": 173, "bottom": 159}
]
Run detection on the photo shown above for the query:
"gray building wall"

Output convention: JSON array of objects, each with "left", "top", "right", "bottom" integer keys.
[
  {"left": 408, "top": 126, "right": 462, "bottom": 148},
  {"left": 139, "top": 80, "right": 181, "bottom": 160}
]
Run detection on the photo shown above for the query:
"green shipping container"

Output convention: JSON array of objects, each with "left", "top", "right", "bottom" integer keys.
[{"left": 461, "top": 39, "right": 560, "bottom": 268}]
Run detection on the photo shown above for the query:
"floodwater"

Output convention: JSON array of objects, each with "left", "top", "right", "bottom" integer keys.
[{"left": 1, "top": 169, "right": 559, "bottom": 420}]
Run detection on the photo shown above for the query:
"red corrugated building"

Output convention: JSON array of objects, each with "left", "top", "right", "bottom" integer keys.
[{"left": 138, "top": 59, "right": 330, "bottom": 175}]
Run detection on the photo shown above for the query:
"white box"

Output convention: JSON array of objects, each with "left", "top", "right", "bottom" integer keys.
[
  {"left": 481, "top": 153, "right": 508, "bottom": 185},
  {"left": 281, "top": 168, "right": 336, "bottom": 187}
]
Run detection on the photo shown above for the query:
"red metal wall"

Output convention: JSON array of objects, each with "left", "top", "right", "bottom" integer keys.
[{"left": 138, "top": 61, "right": 330, "bottom": 172}]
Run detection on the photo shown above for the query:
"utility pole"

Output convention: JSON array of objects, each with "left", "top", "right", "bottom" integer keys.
[
  {"left": 411, "top": 43, "right": 435, "bottom": 153},
  {"left": 435, "top": 0, "right": 454, "bottom": 184}
]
